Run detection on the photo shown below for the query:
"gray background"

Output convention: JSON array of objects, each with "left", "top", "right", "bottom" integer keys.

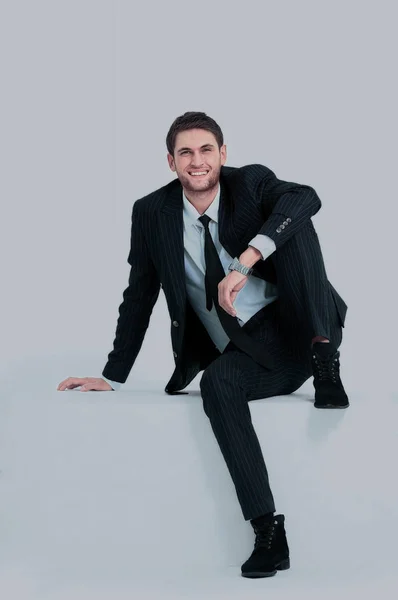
[{"left": 0, "top": 1, "right": 397, "bottom": 598}]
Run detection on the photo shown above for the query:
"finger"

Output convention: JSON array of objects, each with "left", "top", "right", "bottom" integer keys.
[
  {"left": 81, "top": 377, "right": 104, "bottom": 392},
  {"left": 234, "top": 278, "right": 247, "bottom": 292},
  {"left": 226, "top": 297, "right": 236, "bottom": 314},
  {"left": 80, "top": 384, "right": 94, "bottom": 392},
  {"left": 221, "top": 278, "right": 242, "bottom": 312},
  {"left": 220, "top": 292, "right": 236, "bottom": 316},
  {"left": 57, "top": 377, "right": 87, "bottom": 391},
  {"left": 218, "top": 286, "right": 229, "bottom": 313},
  {"left": 57, "top": 378, "right": 72, "bottom": 390},
  {"left": 58, "top": 380, "right": 74, "bottom": 391},
  {"left": 80, "top": 382, "right": 105, "bottom": 392}
]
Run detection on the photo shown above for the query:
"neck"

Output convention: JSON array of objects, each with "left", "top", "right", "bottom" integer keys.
[{"left": 183, "top": 183, "right": 219, "bottom": 215}]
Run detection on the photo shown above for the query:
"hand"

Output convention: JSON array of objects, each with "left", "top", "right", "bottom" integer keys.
[
  {"left": 57, "top": 377, "right": 113, "bottom": 392},
  {"left": 218, "top": 270, "right": 248, "bottom": 317}
]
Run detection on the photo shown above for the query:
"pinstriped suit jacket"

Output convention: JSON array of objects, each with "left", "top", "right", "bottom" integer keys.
[{"left": 102, "top": 164, "right": 347, "bottom": 394}]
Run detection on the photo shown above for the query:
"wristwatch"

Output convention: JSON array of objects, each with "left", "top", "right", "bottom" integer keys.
[{"left": 228, "top": 257, "right": 254, "bottom": 276}]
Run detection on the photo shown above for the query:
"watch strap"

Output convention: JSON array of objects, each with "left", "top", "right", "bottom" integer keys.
[{"left": 228, "top": 257, "right": 253, "bottom": 276}]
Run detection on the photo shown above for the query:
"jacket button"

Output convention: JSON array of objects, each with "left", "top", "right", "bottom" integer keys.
[
  {"left": 276, "top": 227, "right": 281, "bottom": 233},
  {"left": 173, "top": 351, "right": 178, "bottom": 358},
  {"left": 173, "top": 321, "right": 179, "bottom": 327},
  {"left": 286, "top": 218, "right": 291, "bottom": 223}
]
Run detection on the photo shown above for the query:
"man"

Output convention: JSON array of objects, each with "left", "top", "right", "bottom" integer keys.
[{"left": 58, "top": 111, "right": 349, "bottom": 578}]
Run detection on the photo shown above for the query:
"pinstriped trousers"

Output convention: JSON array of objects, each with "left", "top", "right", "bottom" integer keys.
[{"left": 199, "top": 222, "right": 343, "bottom": 521}]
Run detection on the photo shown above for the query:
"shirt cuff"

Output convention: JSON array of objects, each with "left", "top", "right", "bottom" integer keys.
[
  {"left": 102, "top": 376, "right": 122, "bottom": 391},
  {"left": 249, "top": 234, "right": 277, "bottom": 261}
]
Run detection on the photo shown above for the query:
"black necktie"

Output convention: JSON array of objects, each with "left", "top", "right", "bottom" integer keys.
[{"left": 198, "top": 214, "right": 274, "bottom": 369}]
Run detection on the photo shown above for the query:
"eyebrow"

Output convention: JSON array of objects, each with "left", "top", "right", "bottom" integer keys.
[{"left": 177, "top": 144, "right": 215, "bottom": 153}]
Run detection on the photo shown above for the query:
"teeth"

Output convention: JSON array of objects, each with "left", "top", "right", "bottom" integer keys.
[{"left": 191, "top": 171, "right": 208, "bottom": 176}]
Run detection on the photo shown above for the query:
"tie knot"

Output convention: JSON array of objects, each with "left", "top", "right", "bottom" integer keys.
[{"left": 198, "top": 214, "right": 211, "bottom": 229}]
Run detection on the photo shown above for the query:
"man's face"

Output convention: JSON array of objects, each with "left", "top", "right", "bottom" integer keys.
[{"left": 167, "top": 129, "right": 227, "bottom": 193}]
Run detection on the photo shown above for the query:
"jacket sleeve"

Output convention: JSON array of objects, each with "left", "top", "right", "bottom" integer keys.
[
  {"left": 256, "top": 169, "right": 322, "bottom": 249},
  {"left": 102, "top": 201, "right": 161, "bottom": 383}
]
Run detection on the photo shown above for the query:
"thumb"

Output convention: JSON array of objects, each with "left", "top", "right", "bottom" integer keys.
[
  {"left": 80, "top": 384, "right": 92, "bottom": 391},
  {"left": 234, "top": 279, "right": 247, "bottom": 292},
  {"left": 80, "top": 382, "right": 104, "bottom": 392}
]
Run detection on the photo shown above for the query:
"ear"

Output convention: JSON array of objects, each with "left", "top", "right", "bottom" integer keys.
[
  {"left": 220, "top": 144, "right": 227, "bottom": 166},
  {"left": 167, "top": 153, "right": 176, "bottom": 172}
]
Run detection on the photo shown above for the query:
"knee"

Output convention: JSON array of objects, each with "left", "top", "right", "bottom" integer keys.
[
  {"left": 200, "top": 357, "right": 227, "bottom": 394},
  {"left": 200, "top": 354, "right": 239, "bottom": 410},
  {"left": 200, "top": 354, "right": 246, "bottom": 416}
]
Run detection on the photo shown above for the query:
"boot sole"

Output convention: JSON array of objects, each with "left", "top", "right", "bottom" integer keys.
[
  {"left": 241, "top": 558, "right": 290, "bottom": 578},
  {"left": 314, "top": 402, "right": 349, "bottom": 409}
]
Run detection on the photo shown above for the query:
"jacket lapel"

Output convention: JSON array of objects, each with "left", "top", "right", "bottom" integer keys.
[
  {"left": 159, "top": 181, "right": 187, "bottom": 311},
  {"left": 218, "top": 177, "right": 242, "bottom": 259}
]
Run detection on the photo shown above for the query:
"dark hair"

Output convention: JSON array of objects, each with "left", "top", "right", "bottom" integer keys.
[{"left": 166, "top": 111, "right": 224, "bottom": 156}]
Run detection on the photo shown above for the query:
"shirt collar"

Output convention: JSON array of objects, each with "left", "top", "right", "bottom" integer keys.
[{"left": 182, "top": 185, "right": 220, "bottom": 227}]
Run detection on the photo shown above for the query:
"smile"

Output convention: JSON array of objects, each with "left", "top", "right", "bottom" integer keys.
[{"left": 189, "top": 171, "right": 209, "bottom": 176}]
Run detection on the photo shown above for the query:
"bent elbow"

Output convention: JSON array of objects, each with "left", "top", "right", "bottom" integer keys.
[{"left": 306, "top": 186, "right": 322, "bottom": 215}]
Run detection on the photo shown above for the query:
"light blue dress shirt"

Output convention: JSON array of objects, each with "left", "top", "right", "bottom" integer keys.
[{"left": 104, "top": 185, "right": 278, "bottom": 391}]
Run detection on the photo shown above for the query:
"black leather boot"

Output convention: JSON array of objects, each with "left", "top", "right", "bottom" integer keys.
[
  {"left": 241, "top": 514, "right": 290, "bottom": 578},
  {"left": 312, "top": 342, "right": 349, "bottom": 408}
]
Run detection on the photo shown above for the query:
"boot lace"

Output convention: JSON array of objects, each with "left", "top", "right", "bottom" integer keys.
[
  {"left": 312, "top": 351, "right": 340, "bottom": 383},
  {"left": 253, "top": 522, "right": 276, "bottom": 550}
]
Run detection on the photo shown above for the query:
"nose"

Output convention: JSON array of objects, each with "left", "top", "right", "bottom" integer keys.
[{"left": 190, "top": 151, "right": 205, "bottom": 167}]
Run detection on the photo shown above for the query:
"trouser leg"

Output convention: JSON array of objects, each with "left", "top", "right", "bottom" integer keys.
[
  {"left": 271, "top": 221, "right": 343, "bottom": 349},
  {"left": 199, "top": 346, "right": 309, "bottom": 521}
]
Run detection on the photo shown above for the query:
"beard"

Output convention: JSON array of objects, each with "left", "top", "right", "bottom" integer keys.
[{"left": 176, "top": 165, "right": 221, "bottom": 194}]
